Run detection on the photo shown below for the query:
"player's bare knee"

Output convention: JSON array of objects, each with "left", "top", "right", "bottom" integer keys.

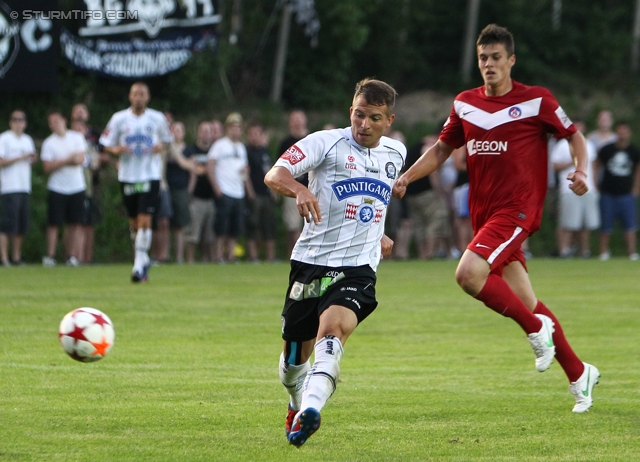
[{"left": 455, "top": 265, "right": 484, "bottom": 295}]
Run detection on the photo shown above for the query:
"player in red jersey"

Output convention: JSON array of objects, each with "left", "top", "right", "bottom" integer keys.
[{"left": 393, "top": 24, "right": 599, "bottom": 412}]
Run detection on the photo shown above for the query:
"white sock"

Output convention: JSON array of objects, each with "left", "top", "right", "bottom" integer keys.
[
  {"left": 300, "top": 336, "right": 343, "bottom": 413},
  {"left": 279, "top": 353, "right": 310, "bottom": 411},
  {"left": 134, "top": 228, "right": 152, "bottom": 272}
]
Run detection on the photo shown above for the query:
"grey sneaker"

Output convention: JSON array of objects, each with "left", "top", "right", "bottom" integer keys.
[
  {"left": 42, "top": 256, "right": 56, "bottom": 267},
  {"left": 569, "top": 363, "right": 600, "bottom": 413},
  {"left": 66, "top": 256, "right": 80, "bottom": 267},
  {"left": 527, "top": 314, "right": 555, "bottom": 372}
]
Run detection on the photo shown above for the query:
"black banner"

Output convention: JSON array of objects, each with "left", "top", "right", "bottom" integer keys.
[
  {"left": 61, "top": 0, "right": 220, "bottom": 79},
  {"left": 0, "top": 0, "right": 59, "bottom": 92}
]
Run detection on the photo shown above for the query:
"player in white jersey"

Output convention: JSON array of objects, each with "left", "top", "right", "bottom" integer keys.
[
  {"left": 0, "top": 110, "right": 37, "bottom": 266},
  {"left": 100, "top": 82, "right": 173, "bottom": 282},
  {"left": 265, "top": 79, "right": 406, "bottom": 447}
]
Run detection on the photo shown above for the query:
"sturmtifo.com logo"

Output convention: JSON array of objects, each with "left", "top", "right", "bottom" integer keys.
[{"left": 0, "top": 1, "right": 19, "bottom": 78}]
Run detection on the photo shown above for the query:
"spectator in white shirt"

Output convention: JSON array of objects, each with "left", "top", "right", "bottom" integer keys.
[
  {"left": 41, "top": 110, "right": 87, "bottom": 267},
  {"left": 0, "top": 110, "right": 37, "bottom": 266}
]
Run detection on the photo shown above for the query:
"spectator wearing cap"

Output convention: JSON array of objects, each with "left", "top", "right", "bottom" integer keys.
[{"left": 206, "top": 113, "right": 255, "bottom": 262}]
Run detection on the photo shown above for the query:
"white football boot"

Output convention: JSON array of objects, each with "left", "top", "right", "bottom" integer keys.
[
  {"left": 569, "top": 362, "right": 600, "bottom": 413},
  {"left": 527, "top": 314, "right": 556, "bottom": 372}
]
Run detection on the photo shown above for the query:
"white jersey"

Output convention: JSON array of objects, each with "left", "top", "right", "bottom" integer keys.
[
  {"left": 551, "top": 137, "right": 598, "bottom": 193},
  {"left": 41, "top": 130, "right": 87, "bottom": 195},
  {"left": 0, "top": 130, "right": 36, "bottom": 194},
  {"left": 99, "top": 107, "right": 172, "bottom": 183},
  {"left": 207, "top": 136, "right": 248, "bottom": 199},
  {"left": 274, "top": 127, "right": 406, "bottom": 271}
]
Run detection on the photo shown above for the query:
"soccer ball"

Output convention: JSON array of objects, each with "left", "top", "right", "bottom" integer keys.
[{"left": 58, "top": 308, "right": 115, "bottom": 362}]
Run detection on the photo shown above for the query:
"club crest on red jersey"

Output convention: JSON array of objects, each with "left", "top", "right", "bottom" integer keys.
[{"left": 509, "top": 107, "right": 522, "bottom": 119}]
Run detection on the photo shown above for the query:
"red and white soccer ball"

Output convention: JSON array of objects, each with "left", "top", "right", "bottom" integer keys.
[{"left": 58, "top": 308, "right": 115, "bottom": 362}]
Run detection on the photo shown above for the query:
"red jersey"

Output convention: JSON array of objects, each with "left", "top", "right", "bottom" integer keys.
[{"left": 440, "top": 80, "right": 576, "bottom": 233}]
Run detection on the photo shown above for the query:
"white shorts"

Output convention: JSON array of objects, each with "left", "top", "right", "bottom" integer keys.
[
  {"left": 557, "top": 192, "right": 600, "bottom": 231},
  {"left": 283, "top": 196, "right": 303, "bottom": 232}
]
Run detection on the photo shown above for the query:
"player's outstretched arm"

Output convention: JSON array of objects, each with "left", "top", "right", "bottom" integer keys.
[
  {"left": 265, "top": 166, "right": 321, "bottom": 223},
  {"left": 566, "top": 131, "right": 589, "bottom": 196},
  {"left": 393, "top": 139, "right": 454, "bottom": 198}
]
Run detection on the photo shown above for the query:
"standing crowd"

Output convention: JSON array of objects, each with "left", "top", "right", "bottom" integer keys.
[
  {"left": 0, "top": 86, "right": 318, "bottom": 271},
  {"left": 0, "top": 90, "right": 638, "bottom": 271}
]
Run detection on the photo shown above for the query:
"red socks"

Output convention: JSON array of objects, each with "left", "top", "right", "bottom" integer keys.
[
  {"left": 475, "top": 274, "right": 585, "bottom": 382},
  {"left": 533, "top": 301, "right": 585, "bottom": 382},
  {"left": 475, "top": 274, "right": 542, "bottom": 334}
]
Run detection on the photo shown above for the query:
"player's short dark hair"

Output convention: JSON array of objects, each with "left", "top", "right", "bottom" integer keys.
[
  {"left": 353, "top": 78, "right": 397, "bottom": 113},
  {"left": 477, "top": 24, "right": 515, "bottom": 56}
]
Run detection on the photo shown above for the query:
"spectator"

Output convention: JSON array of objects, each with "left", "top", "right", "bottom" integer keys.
[
  {"left": 71, "top": 103, "right": 101, "bottom": 145},
  {"left": 278, "top": 110, "right": 309, "bottom": 257},
  {"left": 404, "top": 134, "right": 452, "bottom": 259},
  {"left": 70, "top": 119, "right": 103, "bottom": 264},
  {"left": 185, "top": 121, "right": 216, "bottom": 263},
  {"left": 587, "top": 110, "right": 617, "bottom": 151},
  {"left": 41, "top": 110, "right": 87, "bottom": 267},
  {"left": 166, "top": 121, "right": 196, "bottom": 264},
  {"left": 596, "top": 121, "right": 640, "bottom": 260},
  {"left": 100, "top": 82, "right": 173, "bottom": 283},
  {"left": 150, "top": 139, "right": 173, "bottom": 264},
  {"left": 245, "top": 121, "right": 277, "bottom": 262},
  {"left": 0, "top": 110, "right": 37, "bottom": 266},
  {"left": 551, "top": 120, "right": 599, "bottom": 258},
  {"left": 207, "top": 112, "right": 255, "bottom": 262},
  {"left": 211, "top": 119, "right": 223, "bottom": 141},
  {"left": 70, "top": 104, "right": 109, "bottom": 264},
  {"left": 452, "top": 146, "right": 473, "bottom": 254},
  {"left": 385, "top": 130, "right": 412, "bottom": 259},
  {"left": 439, "top": 152, "right": 461, "bottom": 258}
]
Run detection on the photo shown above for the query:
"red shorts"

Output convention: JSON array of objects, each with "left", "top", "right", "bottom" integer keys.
[{"left": 468, "top": 215, "right": 530, "bottom": 275}]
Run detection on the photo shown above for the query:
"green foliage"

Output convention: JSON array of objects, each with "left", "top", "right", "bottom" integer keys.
[
  {"left": 1, "top": 260, "right": 639, "bottom": 460},
  {"left": 282, "top": 0, "right": 375, "bottom": 108}
]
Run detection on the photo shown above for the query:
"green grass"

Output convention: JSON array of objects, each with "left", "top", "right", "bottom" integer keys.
[{"left": 1, "top": 259, "right": 639, "bottom": 461}]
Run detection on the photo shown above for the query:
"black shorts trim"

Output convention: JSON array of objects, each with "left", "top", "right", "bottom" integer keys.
[{"left": 281, "top": 261, "right": 378, "bottom": 342}]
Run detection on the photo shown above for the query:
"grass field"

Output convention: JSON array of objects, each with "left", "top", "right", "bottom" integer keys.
[{"left": 1, "top": 258, "right": 639, "bottom": 461}]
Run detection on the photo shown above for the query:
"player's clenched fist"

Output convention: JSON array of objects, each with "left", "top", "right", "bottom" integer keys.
[{"left": 392, "top": 175, "right": 409, "bottom": 199}]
